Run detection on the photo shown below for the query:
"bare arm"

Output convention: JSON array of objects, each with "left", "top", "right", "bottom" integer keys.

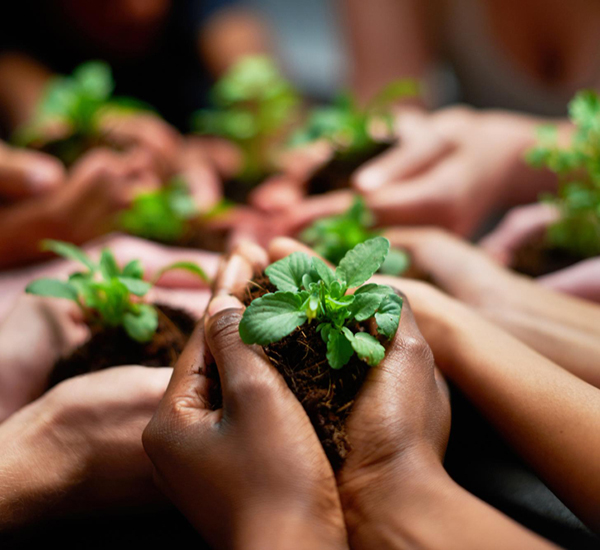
[{"left": 342, "top": 0, "right": 433, "bottom": 104}]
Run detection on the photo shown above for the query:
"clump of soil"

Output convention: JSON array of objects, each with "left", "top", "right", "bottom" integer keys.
[
  {"left": 307, "top": 141, "right": 394, "bottom": 195},
  {"left": 241, "top": 273, "right": 371, "bottom": 470},
  {"left": 48, "top": 304, "right": 196, "bottom": 388},
  {"left": 223, "top": 172, "right": 270, "bottom": 204},
  {"left": 34, "top": 132, "right": 117, "bottom": 168},
  {"left": 511, "top": 234, "right": 583, "bottom": 277},
  {"left": 177, "top": 222, "right": 230, "bottom": 253}
]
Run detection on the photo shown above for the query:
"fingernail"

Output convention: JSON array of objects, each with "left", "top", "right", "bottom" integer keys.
[{"left": 207, "top": 295, "right": 244, "bottom": 317}]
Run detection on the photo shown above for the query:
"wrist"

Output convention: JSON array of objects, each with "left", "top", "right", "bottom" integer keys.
[{"left": 339, "top": 449, "right": 450, "bottom": 549}]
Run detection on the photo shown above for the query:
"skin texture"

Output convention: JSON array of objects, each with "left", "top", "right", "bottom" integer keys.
[
  {"left": 269, "top": 237, "right": 600, "bottom": 540},
  {"left": 143, "top": 252, "right": 348, "bottom": 549},
  {"left": 0, "top": 142, "right": 65, "bottom": 200},
  {"left": 0, "top": 365, "right": 172, "bottom": 531},
  {"left": 0, "top": 235, "right": 217, "bottom": 421},
  {"left": 384, "top": 227, "right": 600, "bottom": 389}
]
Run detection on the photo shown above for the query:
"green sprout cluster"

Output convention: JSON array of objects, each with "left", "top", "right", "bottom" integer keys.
[
  {"left": 120, "top": 177, "right": 198, "bottom": 243},
  {"left": 528, "top": 90, "right": 600, "bottom": 257},
  {"left": 14, "top": 61, "right": 149, "bottom": 164},
  {"left": 301, "top": 197, "right": 410, "bottom": 274},
  {"left": 292, "top": 79, "right": 419, "bottom": 156},
  {"left": 239, "top": 237, "right": 402, "bottom": 370},
  {"left": 25, "top": 240, "right": 207, "bottom": 342},
  {"left": 193, "top": 56, "right": 300, "bottom": 183}
]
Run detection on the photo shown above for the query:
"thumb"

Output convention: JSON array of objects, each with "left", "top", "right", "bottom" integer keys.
[{"left": 0, "top": 146, "right": 65, "bottom": 199}]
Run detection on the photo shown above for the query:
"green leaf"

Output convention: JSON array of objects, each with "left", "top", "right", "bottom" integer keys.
[
  {"left": 74, "top": 61, "right": 114, "bottom": 101},
  {"left": 337, "top": 237, "right": 390, "bottom": 288},
  {"left": 123, "top": 304, "right": 158, "bottom": 343},
  {"left": 117, "top": 277, "right": 152, "bottom": 297},
  {"left": 342, "top": 328, "right": 386, "bottom": 367},
  {"left": 154, "top": 261, "right": 209, "bottom": 283},
  {"left": 122, "top": 259, "right": 144, "bottom": 279},
  {"left": 375, "top": 293, "right": 403, "bottom": 339},
  {"left": 311, "top": 257, "right": 336, "bottom": 288},
  {"left": 350, "top": 292, "right": 384, "bottom": 322},
  {"left": 99, "top": 249, "right": 120, "bottom": 279},
  {"left": 41, "top": 240, "right": 96, "bottom": 272},
  {"left": 379, "top": 248, "right": 410, "bottom": 276},
  {"left": 265, "top": 252, "right": 312, "bottom": 292},
  {"left": 326, "top": 327, "right": 355, "bottom": 369},
  {"left": 25, "top": 278, "right": 79, "bottom": 302},
  {"left": 239, "top": 291, "right": 307, "bottom": 345}
]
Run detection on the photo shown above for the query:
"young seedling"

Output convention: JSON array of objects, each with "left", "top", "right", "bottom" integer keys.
[
  {"left": 527, "top": 89, "right": 600, "bottom": 257},
  {"left": 25, "top": 240, "right": 208, "bottom": 343},
  {"left": 120, "top": 177, "right": 199, "bottom": 243},
  {"left": 301, "top": 196, "right": 410, "bottom": 274},
  {"left": 292, "top": 79, "right": 419, "bottom": 156},
  {"left": 239, "top": 237, "right": 402, "bottom": 370},
  {"left": 193, "top": 56, "right": 300, "bottom": 185},
  {"left": 14, "top": 61, "right": 149, "bottom": 164}
]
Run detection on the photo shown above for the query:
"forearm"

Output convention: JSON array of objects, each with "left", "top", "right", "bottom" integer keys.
[
  {"left": 344, "top": 458, "right": 556, "bottom": 550},
  {"left": 0, "top": 53, "right": 52, "bottom": 131},
  {"left": 435, "top": 307, "right": 600, "bottom": 531}
]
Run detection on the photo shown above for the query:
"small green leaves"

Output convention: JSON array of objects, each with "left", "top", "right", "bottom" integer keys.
[
  {"left": 265, "top": 252, "right": 312, "bottom": 292},
  {"left": 26, "top": 240, "right": 208, "bottom": 344},
  {"left": 25, "top": 279, "right": 79, "bottom": 302},
  {"left": 240, "top": 239, "right": 402, "bottom": 369},
  {"left": 123, "top": 304, "right": 158, "bottom": 343},
  {"left": 337, "top": 237, "right": 390, "bottom": 288},
  {"left": 239, "top": 292, "right": 307, "bottom": 346}
]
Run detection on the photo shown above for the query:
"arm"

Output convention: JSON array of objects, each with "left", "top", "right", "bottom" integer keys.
[{"left": 342, "top": 0, "right": 432, "bottom": 105}]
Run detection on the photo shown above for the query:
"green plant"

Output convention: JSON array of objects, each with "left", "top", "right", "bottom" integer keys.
[
  {"left": 292, "top": 80, "right": 419, "bottom": 156},
  {"left": 14, "top": 61, "right": 149, "bottom": 155},
  {"left": 527, "top": 90, "right": 600, "bottom": 257},
  {"left": 120, "top": 177, "right": 198, "bottom": 242},
  {"left": 239, "top": 237, "right": 402, "bottom": 370},
  {"left": 25, "top": 240, "right": 208, "bottom": 342},
  {"left": 301, "top": 197, "right": 410, "bottom": 274},
  {"left": 192, "top": 56, "right": 300, "bottom": 183}
]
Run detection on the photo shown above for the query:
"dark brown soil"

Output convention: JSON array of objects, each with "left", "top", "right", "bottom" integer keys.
[
  {"left": 511, "top": 234, "right": 583, "bottom": 277},
  {"left": 240, "top": 273, "right": 371, "bottom": 470},
  {"left": 306, "top": 141, "right": 395, "bottom": 195},
  {"left": 48, "top": 304, "right": 196, "bottom": 389},
  {"left": 177, "top": 221, "right": 230, "bottom": 253},
  {"left": 223, "top": 172, "right": 271, "bottom": 203},
  {"left": 34, "top": 133, "right": 114, "bottom": 167}
]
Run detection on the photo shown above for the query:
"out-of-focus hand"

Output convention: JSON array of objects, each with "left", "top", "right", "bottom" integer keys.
[
  {"left": 480, "top": 203, "right": 560, "bottom": 266},
  {"left": 0, "top": 365, "right": 172, "bottom": 530},
  {"left": 0, "top": 142, "right": 65, "bottom": 200},
  {"left": 143, "top": 297, "right": 347, "bottom": 549},
  {"left": 0, "top": 236, "right": 218, "bottom": 420},
  {"left": 353, "top": 107, "right": 559, "bottom": 235},
  {"left": 99, "top": 112, "right": 182, "bottom": 177}
]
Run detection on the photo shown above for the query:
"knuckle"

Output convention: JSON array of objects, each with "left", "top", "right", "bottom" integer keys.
[
  {"left": 398, "top": 333, "right": 434, "bottom": 363},
  {"left": 207, "top": 310, "right": 244, "bottom": 346}
]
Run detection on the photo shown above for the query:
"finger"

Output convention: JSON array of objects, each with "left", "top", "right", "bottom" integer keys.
[
  {"left": 213, "top": 249, "right": 256, "bottom": 298},
  {"left": 538, "top": 257, "right": 600, "bottom": 303},
  {"left": 278, "top": 141, "right": 333, "bottom": 180},
  {"left": 479, "top": 204, "right": 559, "bottom": 265},
  {"left": 178, "top": 143, "right": 223, "bottom": 213},
  {"left": 276, "top": 190, "right": 354, "bottom": 236},
  {"left": 383, "top": 227, "right": 507, "bottom": 302},
  {"left": 204, "top": 296, "right": 283, "bottom": 412},
  {"left": 0, "top": 146, "right": 65, "bottom": 199},
  {"left": 161, "top": 323, "right": 215, "bottom": 412},
  {"left": 147, "top": 288, "right": 211, "bottom": 319},
  {"left": 248, "top": 174, "right": 304, "bottom": 213}
]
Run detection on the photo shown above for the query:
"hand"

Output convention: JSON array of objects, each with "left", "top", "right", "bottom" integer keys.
[
  {"left": 0, "top": 365, "right": 172, "bottom": 529},
  {"left": 0, "top": 142, "right": 65, "bottom": 200},
  {"left": 0, "top": 235, "right": 218, "bottom": 420},
  {"left": 353, "top": 107, "right": 562, "bottom": 235},
  {"left": 384, "top": 227, "right": 600, "bottom": 389},
  {"left": 143, "top": 296, "right": 348, "bottom": 550},
  {"left": 99, "top": 112, "right": 182, "bottom": 177},
  {"left": 480, "top": 203, "right": 560, "bottom": 266}
]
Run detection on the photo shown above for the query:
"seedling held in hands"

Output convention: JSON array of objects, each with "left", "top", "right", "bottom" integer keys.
[
  {"left": 528, "top": 90, "right": 600, "bottom": 257},
  {"left": 301, "top": 196, "right": 410, "bottom": 274},
  {"left": 293, "top": 79, "right": 419, "bottom": 156},
  {"left": 193, "top": 56, "right": 300, "bottom": 184},
  {"left": 25, "top": 240, "right": 208, "bottom": 343},
  {"left": 120, "top": 177, "right": 198, "bottom": 243},
  {"left": 239, "top": 237, "right": 402, "bottom": 369}
]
